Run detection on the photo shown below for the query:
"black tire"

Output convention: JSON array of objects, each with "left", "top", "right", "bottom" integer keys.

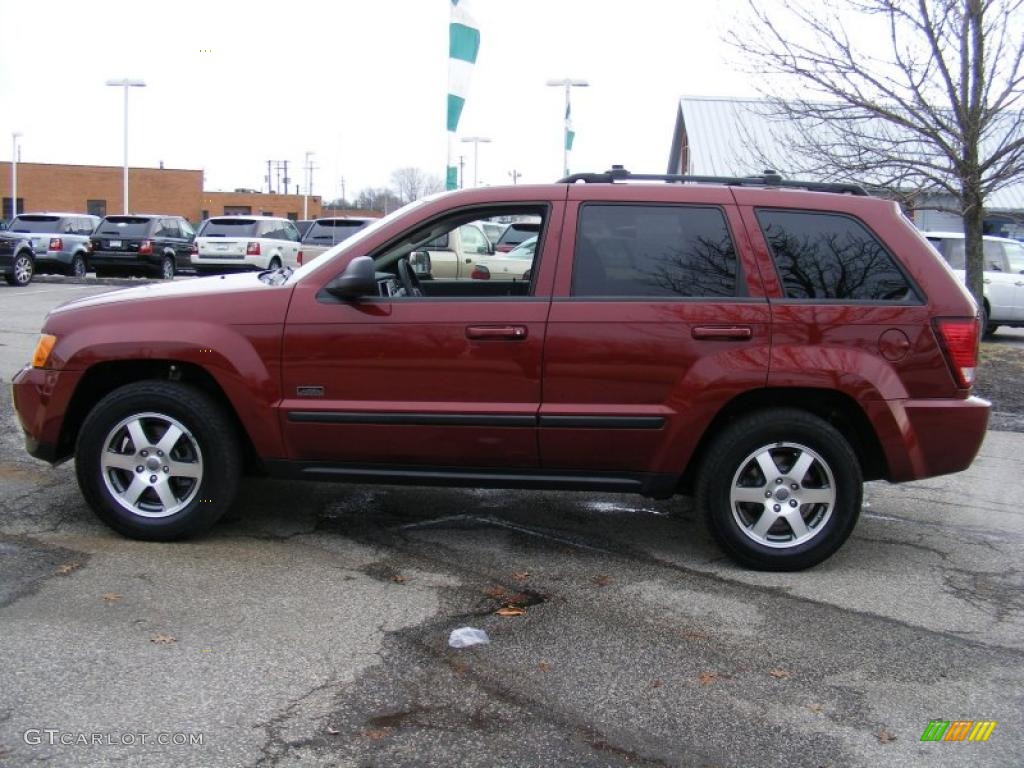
[
  {"left": 695, "top": 408, "right": 862, "bottom": 571},
  {"left": 4, "top": 250, "right": 34, "bottom": 286},
  {"left": 75, "top": 381, "right": 241, "bottom": 541},
  {"left": 67, "top": 253, "right": 87, "bottom": 278},
  {"left": 154, "top": 256, "right": 175, "bottom": 280}
]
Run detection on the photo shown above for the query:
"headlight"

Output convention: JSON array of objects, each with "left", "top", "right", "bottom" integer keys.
[{"left": 31, "top": 334, "right": 57, "bottom": 368}]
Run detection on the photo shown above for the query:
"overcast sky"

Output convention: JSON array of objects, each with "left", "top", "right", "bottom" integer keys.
[{"left": 3, "top": 0, "right": 787, "bottom": 200}]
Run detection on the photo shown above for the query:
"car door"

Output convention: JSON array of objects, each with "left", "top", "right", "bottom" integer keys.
[
  {"left": 981, "top": 240, "right": 1017, "bottom": 322},
  {"left": 278, "top": 197, "right": 563, "bottom": 470},
  {"left": 540, "top": 186, "right": 771, "bottom": 478},
  {"left": 999, "top": 239, "right": 1024, "bottom": 321},
  {"left": 177, "top": 219, "right": 195, "bottom": 270}
]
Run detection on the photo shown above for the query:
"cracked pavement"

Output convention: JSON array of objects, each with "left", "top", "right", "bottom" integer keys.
[{"left": 1, "top": 283, "right": 1022, "bottom": 767}]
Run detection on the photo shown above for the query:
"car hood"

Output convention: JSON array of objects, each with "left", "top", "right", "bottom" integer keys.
[{"left": 50, "top": 272, "right": 283, "bottom": 314}]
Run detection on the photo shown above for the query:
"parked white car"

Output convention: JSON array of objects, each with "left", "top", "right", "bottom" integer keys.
[
  {"left": 923, "top": 231, "right": 1024, "bottom": 336},
  {"left": 472, "top": 235, "right": 536, "bottom": 281},
  {"left": 192, "top": 216, "right": 302, "bottom": 273}
]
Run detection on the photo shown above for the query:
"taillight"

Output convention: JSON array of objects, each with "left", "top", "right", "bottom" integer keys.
[
  {"left": 471, "top": 265, "right": 491, "bottom": 280},
  {"left": 189, "top": 242, "right": 198, "bottom": 255},
  {"left": 246, "top": 241, "right": 261, "bottom": 256},
  {"left": 138, "top": 240, "right": 153, "bottom": 255},
  {"left": 48, "top": 238, "right": 63, "bottom": 251},
  {"left": 934, "top": 318, "right": 979, "bottom": 389},
  {"left": 297, "top": 250, "right": 304, "bottom": 266},
  {"left": 496, "top": 244, "right": 513, "bottom": 253}
]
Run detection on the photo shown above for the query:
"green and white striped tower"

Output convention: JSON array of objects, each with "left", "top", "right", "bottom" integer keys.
[{"left": 447, "top": 0, "right": 480, "bottom": 190}]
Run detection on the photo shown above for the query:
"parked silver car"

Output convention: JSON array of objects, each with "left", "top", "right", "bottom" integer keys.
[{"left": 7, "top": 213, "right": 100, "bottom": 277}]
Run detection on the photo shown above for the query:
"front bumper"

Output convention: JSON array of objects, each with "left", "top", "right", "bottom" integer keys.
[
  {"left": 11, "top": 365, "right": 84, "bottom": 464},
  {"left": 867, "top": 396, "right": 991, "bottom": 482}
]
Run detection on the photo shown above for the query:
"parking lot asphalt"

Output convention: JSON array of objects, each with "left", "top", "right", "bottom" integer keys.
[{"left": 1, "top": 280, "right": 1022, "bottom": 767}]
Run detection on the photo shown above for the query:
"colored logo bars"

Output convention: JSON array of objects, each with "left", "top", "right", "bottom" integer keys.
[{"left": 920, "top": 720, "right": 997, "bottom": 742}]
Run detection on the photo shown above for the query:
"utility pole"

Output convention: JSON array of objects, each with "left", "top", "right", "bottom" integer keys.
[
  {"left": 303, "top": 151, "right": 316, "bottom": 219},
  {"left": 458, "top": 155, "right": 466, "bottom": 189},
  {"left": 508, "top": 169, "right": 521, "bottom": 185},
  {"left": 266, "top": 160, "right": 273, "bottom": 193},
  {"left": 10, "top": 132, "right": 21, "bottom": 220},
  {"left": 460, "top": 137, "right": 492, "bottom": 188},
  {"left": 105, "top": 78, "right": 146, "bottom": 214},
  {"left": 546, "top": 78, "right": 589, "bottom": 178},
  {"left": 282, "top": 161, "right": 290, "bottom": 198}
]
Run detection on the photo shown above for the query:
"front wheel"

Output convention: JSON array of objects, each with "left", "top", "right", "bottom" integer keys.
[
  {"left": 75, "top": 381, "right": 241, "bottom": 540},
  {"left": 696, "top": 409, "right": 862, "bottom": 571},
  {"left": 4, "top": 251, "right": 34, "bottom": 286}
]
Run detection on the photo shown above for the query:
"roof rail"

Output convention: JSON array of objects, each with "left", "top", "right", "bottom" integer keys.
[{"left": 558, "top": 165, "right": 868, "bottom": 196}]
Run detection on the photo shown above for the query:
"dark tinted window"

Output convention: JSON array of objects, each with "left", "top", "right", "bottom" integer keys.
[
  {"left": 155, "top": 218, "right": 181, "bottom": 238},
  {"left": 497, "top": 222, "right": 541, "bottom": 247},
  {"left": 199, "top": 218, "right": 259, "bottom": 237},
  {"left": 302, "top": 219, "right": 370, "bottom": 245},
  {"left": 758, "top": 210, "right": 912, "bottom": 301},
  {"left": 572, "top": 204, "right": 739, "bottom": 298},
  {"left": 9, "top": 215, "right": 62, "bottom": 233},
  {"left": 260, "top": 220, "right": 290, "bottom": 240},
  {"left": 98, "top": 216, "right": 153, "bottom": 237}
]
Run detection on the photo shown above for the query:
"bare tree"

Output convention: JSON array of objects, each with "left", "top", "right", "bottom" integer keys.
[
  {"left": 727, "top": 0, "right": 1024, "bottom": 310},
  {"left": 390, "top": 167, "right": 444, "bottom": 204},
  {"left": 353, "top": 187, "right": 405, "bottom": 214}
]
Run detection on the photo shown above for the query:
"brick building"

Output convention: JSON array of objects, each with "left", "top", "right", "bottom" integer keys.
[{"left": 1, "top": 161, "right": 326, "bottom": 224}]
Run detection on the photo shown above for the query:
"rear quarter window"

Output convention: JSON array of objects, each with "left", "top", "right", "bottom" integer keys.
[{"left": 757, "top": 210, "right": 915, "bottom": 301}]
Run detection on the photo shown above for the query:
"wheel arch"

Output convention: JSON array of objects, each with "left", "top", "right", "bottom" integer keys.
[
  {"left": 59, "top": 360, "right": 263, "bottom": 474},
  {"left": 678, "top": 387, "right": 888, "bottom": 493}
]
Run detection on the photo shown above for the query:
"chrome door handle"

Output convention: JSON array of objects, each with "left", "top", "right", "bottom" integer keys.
[
  {"left": 691, "top": 325, "right": 753, "bottom": 340},
  {"left": 983, "top": 278, "right": 991, "bottom": 284},
  {"left": 466, "top": 325, "right": 528, "bottom": 340}
]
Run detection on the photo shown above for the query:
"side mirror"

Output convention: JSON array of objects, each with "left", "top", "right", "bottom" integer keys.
[
  {"left": 326, "top": 256, "right": 377, "bottom": 299},
  {"left": 410, "top": 250, "right": 432, "bottom": 277}
]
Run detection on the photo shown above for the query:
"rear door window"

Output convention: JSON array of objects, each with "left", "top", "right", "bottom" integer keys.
[
  {"left": 572, "top": 204, "right": 740, "bottom": 298},
  {"left": 757, "top": 210, "right": 914, "bottom": 301}
]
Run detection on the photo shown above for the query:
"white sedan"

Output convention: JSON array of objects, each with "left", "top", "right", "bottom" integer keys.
[{"left": 471, "top": 236, "right": 536, "bottom": 281}]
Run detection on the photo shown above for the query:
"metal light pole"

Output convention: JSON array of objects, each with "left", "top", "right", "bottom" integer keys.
[
  {"left": 303, "top": 151, "right": 314, "bottom": 219},
  {"left": 546, "top": 78, "right": 588, "bottom": 177},
  {"left": 10, "top": 132, "right": 21, "bottom": 221},
  {"left": 105, "top": 79, "right": 146, "bottom": 214},
  {"left": 460, "top": 136, "right": 491, "bottom": 187}
]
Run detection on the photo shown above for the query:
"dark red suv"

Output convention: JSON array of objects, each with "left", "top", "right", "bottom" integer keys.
[{"left": 12, "top": 169, "right": 989, "bottom": 570}]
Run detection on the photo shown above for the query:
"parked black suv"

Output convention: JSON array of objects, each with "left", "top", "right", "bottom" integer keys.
[{"left": 89, "top": 215, "right": 196, "bottom": 279}]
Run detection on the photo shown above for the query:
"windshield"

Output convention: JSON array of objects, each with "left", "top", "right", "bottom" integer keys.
[
  {"left": 10, "top": 216, "right": 63, "bottom": 234},
  {"left": 289, "top": 200, "right": 427, "bottom": 282},
  {"left": 199, "top": 219, "right": 259, "bottom": 237},
  {"left": 98, "top": 217, "right": 152, "bottom": 237}
]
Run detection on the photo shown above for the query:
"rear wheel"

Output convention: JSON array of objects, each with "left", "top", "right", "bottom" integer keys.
[
  {"left": 75, "top": 381, "right": 241, "bottom": 540},
  {"left": 158, "top": 255, "right": 175, "bottom": 280},
  {"left": 696, "top": 409, "right": 862, "bottom": 571},
  {"left": 68, "top": 253, "right": 87, "bottom": 278},
  {"left": 4, "top": 251, "right": 34, "bottom": 286}
]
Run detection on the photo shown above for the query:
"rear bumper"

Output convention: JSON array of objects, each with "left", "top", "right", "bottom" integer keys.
[
  {"left": 867, "top": 396, "right": 990, "bottom": 482},
  {"left": 11, "top": 365, "right": 83, "bottom": 464},
  {"left": 89, "top": 250, "right": 161, "bottom": 269},
  {"left": 191, "top": 255, "right": 262, "bottom": 271}
]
